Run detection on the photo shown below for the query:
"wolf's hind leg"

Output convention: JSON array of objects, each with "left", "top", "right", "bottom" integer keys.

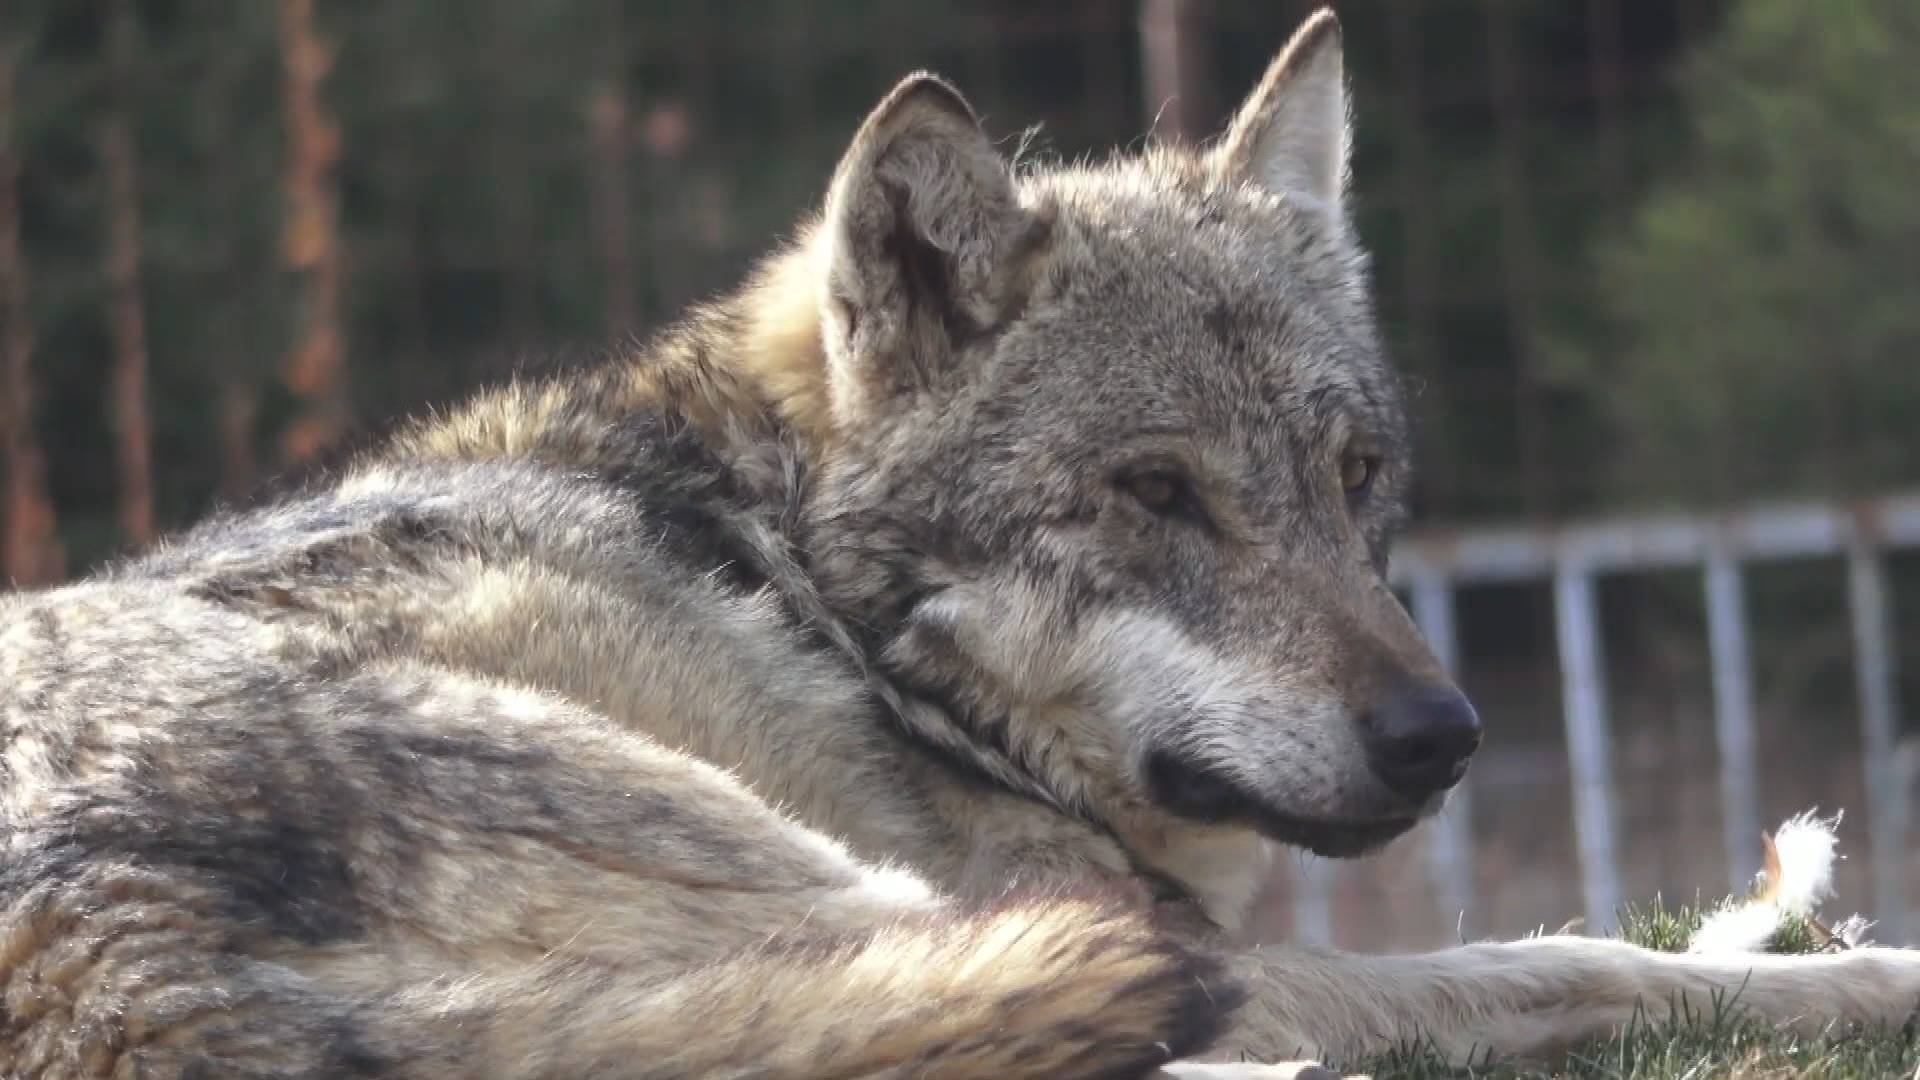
[{"left": 369, "top": 894, "right": 1231, "bottom": 1079}]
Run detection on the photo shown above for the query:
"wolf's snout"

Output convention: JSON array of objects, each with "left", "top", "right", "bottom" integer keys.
[{"left": 1359, "top": 684, "right": 1481, "bottom": 805}]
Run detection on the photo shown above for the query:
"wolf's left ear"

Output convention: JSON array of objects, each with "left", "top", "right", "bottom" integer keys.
[
  {"left": 1208, "top": 8, "right": 1348, "bottom": 211},
  {"left": 818, "top": 74, "right": 1047, "bottom": 423}
]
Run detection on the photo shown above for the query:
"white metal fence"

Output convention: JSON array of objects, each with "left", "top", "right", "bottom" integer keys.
[{"left": 1290, "top": 491, "right": 1918, "bottom": 945}]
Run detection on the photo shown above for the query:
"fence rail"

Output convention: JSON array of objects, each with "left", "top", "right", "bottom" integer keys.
[{"left": 1290, "top": 491, "right": 1918, "bottom": 945}]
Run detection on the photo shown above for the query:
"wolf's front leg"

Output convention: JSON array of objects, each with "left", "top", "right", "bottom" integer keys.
[
  {"left": 1162, "top": 1062, "right": 1359, "bottom": 1079},
  {"left": 1207, "top": 936, "right": 1920, "bottom": 1065}
]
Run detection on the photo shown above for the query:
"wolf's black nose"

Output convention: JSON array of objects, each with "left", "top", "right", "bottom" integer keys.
[{"left": 1360, "top": 684, "right": 1481, "bottom": 804}]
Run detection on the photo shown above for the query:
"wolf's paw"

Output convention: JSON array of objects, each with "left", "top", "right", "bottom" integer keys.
[{"left": 1161, "top": 1062, "right": 1367, "bottom": 1080}]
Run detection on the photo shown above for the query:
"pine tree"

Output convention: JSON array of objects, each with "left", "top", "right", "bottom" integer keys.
[
  {"left": 276, "top": 0, "right": 346, "bottom": 464},
  {"left": 101, "top": 0, "right": 152, "bottom": 546},
  {"left": 0, "top": 35, "right": 63, "bottom": 584},
  {"left": 1555, "top": 0, "right": 1920, "bottom": 505}
]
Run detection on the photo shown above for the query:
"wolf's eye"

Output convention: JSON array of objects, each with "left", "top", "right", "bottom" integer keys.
[
  {"left": 1126, "top": 473, "right": 1179, "bottom": 511},
  {"left": 1340, "top": 453, "right": 1380, "bottom": 499},
  {"left": 1117, "top": 469, "right": 1206, "bottom": 524}
]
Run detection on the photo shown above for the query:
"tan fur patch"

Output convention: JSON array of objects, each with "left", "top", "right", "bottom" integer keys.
[{"left": 734, "top": 233, "right": 837, "bottom": 446}]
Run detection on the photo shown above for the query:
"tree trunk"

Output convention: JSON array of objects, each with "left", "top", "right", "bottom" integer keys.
[
  {"left": 197, "top": 14, "right": 265, "bottom": 503},
  {"left": 104, "top": 0, "right": 154, "bottom": 547},
  {"left": 589, "top": 81, "right": 636, "bottom": 339},
  {"left": 277, "top": 0, "right": 347, "bottom": 464},
  {"left": 219, "top": 382, "right": 259, "bottom": 501},
  {"left": 1138, "top": 0, "right": 1210, "bottom": 143},
  {"left": 0, "top": 47, "right": 64, "bottom": 585}
]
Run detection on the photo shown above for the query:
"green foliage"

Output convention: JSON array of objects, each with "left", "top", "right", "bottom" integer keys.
[
  {"left": 1614, "top": 895, "right": 1710, "bottom": 954},
  {"left": 1549, "top": 0, "right": 1920, "bottom": 507}
]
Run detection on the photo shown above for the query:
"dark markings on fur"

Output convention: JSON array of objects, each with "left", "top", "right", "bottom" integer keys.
[
  {"left": 598, "top": 407, "right": 776, "bottom": 595},
  {"left": 1203, "top": 298, "right": 1233, "bottom": 346},
  {"left": 4, "top": 724, "right": 369, "bottom": 946}
]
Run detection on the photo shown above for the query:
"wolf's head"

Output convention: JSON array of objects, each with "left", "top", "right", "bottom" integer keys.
[{"left": 797, "top": 10, "right": 1476, "bottom": 872}]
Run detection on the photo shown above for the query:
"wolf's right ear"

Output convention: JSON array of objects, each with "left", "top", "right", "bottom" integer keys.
[
  {"left": 817, "top": 74, "right": 1048, "bottom": 426},
  {"left": 1207, "top": 8, "right": 1348, "bottom": 213}
]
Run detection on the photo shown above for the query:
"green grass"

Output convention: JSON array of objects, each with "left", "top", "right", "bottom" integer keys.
[{"left": 1344, "top": 898, "right": 1920, "bottom": 1080}]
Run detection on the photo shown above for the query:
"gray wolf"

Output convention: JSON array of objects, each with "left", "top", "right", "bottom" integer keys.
[{"left": 3, "top": 10, "right": 1917, "bottom": 1078}]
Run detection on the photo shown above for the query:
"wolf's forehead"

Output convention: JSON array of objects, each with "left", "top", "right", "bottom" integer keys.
[
  {"left": 1037, "top": 169, "right": 1368, "bottom": 322},
  {"left": 1032, "top": 193, "right": 1390, "bottom": 408},
  {"left": 1033, "top": 159, "right": 1331, "bottom": 261}
]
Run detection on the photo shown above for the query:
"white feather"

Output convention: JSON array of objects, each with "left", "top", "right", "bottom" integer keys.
[
  {"left": 1769, "top": 811, "right": 1841, "bottom": 916},
  {"left": 1689, "top": 900, "right": 1784, "bottom": 955},
  {"left": 1686, "top": 810, "right": 1845, "bottom": 955},
  {"left": 1832, "top": 913, "right": 1876, "bottom": 948}
]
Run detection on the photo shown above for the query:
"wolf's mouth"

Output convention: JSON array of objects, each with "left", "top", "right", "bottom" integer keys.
[
  {"left": 1144, "top": 749, "right": 1421, "bottom": 858},
  {"left": 1254, "top": 812, "right": 1418, "bottom": 858}
]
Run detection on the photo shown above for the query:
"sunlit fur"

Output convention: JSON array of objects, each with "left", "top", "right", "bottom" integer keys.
[{"left": 3, "top": 9, "right": 1918, "bottom": 1079}]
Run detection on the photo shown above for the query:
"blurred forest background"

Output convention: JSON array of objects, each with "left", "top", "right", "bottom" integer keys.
[{"left": 2, "top": 0, "right": 1917, "bottom": 946}]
